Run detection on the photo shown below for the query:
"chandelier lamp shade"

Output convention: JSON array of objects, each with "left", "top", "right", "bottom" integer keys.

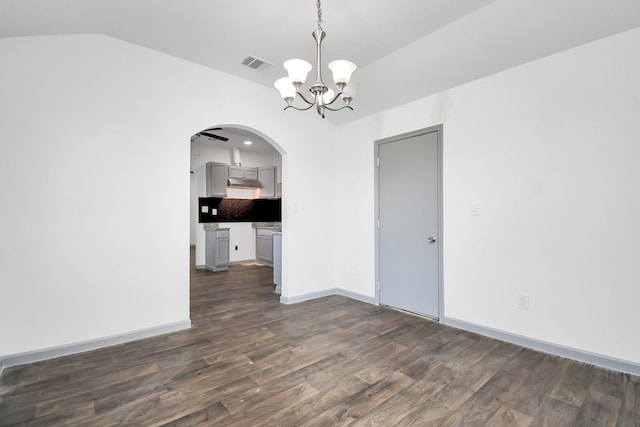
[{"left": 274, "top": 0, "right": 358, "bottom": 118}]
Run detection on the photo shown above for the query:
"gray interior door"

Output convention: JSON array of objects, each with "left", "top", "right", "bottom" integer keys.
[{"left": 378, "top": 129, "right": 440, "bottom": 318}]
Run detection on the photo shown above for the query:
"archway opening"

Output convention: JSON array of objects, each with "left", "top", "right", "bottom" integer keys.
[{"left": 189, "top": 124, "right": 286, "bottom": 308}]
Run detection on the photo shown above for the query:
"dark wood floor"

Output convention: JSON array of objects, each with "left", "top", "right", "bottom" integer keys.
[{"left": 1, "top": 253, "right": 639, "bottom": 426}]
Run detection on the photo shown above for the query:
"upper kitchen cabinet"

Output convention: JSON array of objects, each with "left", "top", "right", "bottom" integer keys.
[
  {"left": 206, "top": 162, "right": 228, "bottom": 197},
  {"left": 244, "top": 167, "right": 258, "bottom": 180},
  {"left": 229, "top": 166, "right": 258, "bottom": 180},
  {"left": 259, "top": 167, "right": 276, "bottom": 198},
  {"left": 228, "top": 166, "right": 242, "bottom": 179}
]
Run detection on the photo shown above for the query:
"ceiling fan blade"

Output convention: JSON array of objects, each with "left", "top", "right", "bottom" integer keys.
[{"left": 199, "top": 131, "right": 229, "bottom": 141}]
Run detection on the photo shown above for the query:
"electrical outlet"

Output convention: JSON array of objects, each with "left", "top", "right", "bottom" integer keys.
[{"left": 517, "top": 293, "right": 530, "bottom": 310}]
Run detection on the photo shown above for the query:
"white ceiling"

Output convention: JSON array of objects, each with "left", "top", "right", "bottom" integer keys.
[{"left": 2, "top": 0, "right": 640, "bottom": 125}]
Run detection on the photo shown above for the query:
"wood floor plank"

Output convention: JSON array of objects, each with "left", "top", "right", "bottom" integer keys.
[
  {"left": 616, "top": 375, "right": 640, "bottom": 426},
  {"left": 440, "top": 362, "right": 526, "bottom": 426},
  {"left": 353, "top": 342, "right": 410, "bottom": 385},
  {"left": 510, "top": 354, "right": 566, "bottom": 417},
  {"left": 549, "top": 360, "right": 596, "bottom": 407},
  {"left": 156, "top": 401, "right": 229, "bottom": 427},
  {"left": 477, "top": 368, "right": 523, "bottom": 404},
  {"left": 396, "top": 399, "right": 454, "bottom": 426},
  {"left": 219, "top": 382, "right": 320, "bottom": 426},
  {"left": 255, "top": 390, "right": 345, "bottom": 427},
  {"left": 1, "top": 248, "right": 638, "bottom": 426},
  {"left": 442, "top": 335, "right": 499, "bottom": 371},
  {"left": 529, "top": 396, "right": 581, "bottom": 427},
  {"left": 307, "top": 357, "right": 372, "bottom": 394},
  {"left": 300, "top": 371, "right": 414, "bottom": 426},
  {"left": 486, "top": 405, "right": 532, "bottom": 427},
  {"left": 405, "top": 363, "right": 457, "bottom": 398},
  {"left": 350, "top": 389, "right": 426, "bottom": 426},
  {"left": 591, "top": 369, "right": 629, "bottom": 399},
  {"left": 575, "top": 389, "right": 622, "bottom": 427}
]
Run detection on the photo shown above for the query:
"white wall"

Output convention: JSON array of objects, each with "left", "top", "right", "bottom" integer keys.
[
  {"left": 335, "top": 27, "right": 640, "bottom": 365},
  {"left": 0, "top": 34, "right": 336, "bottom": 359}
]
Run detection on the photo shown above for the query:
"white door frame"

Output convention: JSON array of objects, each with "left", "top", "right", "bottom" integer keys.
[{"left": 374, "top": 125, "right": 444, "bottom": 319}]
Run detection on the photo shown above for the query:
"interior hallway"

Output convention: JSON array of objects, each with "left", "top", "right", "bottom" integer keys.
[{"left": 0, "top": 251, "right": 639, "bottom": 425}]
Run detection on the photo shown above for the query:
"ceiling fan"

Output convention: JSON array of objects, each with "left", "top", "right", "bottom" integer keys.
[{"left": 197, "top": 127, "right": 229, "bottom": 142}]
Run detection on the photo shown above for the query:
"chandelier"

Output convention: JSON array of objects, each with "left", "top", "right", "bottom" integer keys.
[{"left": 274, "top": 0, "right": 357, "bottom": 118}]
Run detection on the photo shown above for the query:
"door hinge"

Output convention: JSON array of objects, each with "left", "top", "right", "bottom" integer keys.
[
  {"left": 377, "top": 157, "right": 380, "bottom": 167},
  {"left": 377, "top": 219, "right": 380, "bottom": 228},
  {"left": 377, "top": 281, "right": 381, "bottom": 291}
]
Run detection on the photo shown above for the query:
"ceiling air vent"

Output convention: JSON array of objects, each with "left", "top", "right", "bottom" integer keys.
[{"left": 242, "top": 55, "right": 271, "bottom": 70}]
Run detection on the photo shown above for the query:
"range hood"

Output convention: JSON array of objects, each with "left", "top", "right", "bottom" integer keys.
[
  {"left": 227, "top": 147, "right": 261, "bottom": 188},
  {"left": 227, "top": 177, "right": 261, "bottom": 188}
]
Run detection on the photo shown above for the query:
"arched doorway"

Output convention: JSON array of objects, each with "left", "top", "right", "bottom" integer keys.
[{"left": 189, "top": 124, "right": 285, "bottom": 305}]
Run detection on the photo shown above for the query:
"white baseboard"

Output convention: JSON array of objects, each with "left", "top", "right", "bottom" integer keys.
[
  {"left": 335, "top": 288, "right": 377, "bottom": 305},
  {"left": 281, "top": 288, "right": 337, "bottom": 304},
  {"left": 280, "top": 288, "right": 376, "bottom": 305},
  {"left": 229, "top": 259, "right": 259, "bottom": 265},
  {"left": 0, "top": 319, "right": 191, "bottom": 374},
  {"left": 442, "top": 316, "right": 640, "bottom": 376}
]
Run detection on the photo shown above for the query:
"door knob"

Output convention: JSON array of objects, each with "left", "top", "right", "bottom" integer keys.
[{"left": 427, "top": 236, "right": 436, "bottom": 243}]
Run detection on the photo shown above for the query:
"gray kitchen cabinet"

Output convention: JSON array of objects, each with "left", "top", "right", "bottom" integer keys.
[
  {"left": 256, "top": 228, "right": 273, "bottom": 266},
  {"left": 228, "top": 165, "right": 243, "bottom": 179},
  {"left": 205, "top": 228, "right": 230, "bottom": 272},
  {"left": 206, "top": 162, "right": 228, "bottom": 197},
  {"left": 229, "top": 166, "right": 258, "bottom": 180},
  {"left": 259, "top": 167, "right": 276, "bottom": 198},
  {"left": 244, "top": 167, "right": 258, "bottom": 180}
]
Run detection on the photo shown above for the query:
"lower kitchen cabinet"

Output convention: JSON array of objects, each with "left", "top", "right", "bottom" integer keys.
[
  {"left": 255, "top": 228, "right": 273, "bottom": 266},
  {"left": 205, "top": 228, "right": 229, "bottom": 272}
]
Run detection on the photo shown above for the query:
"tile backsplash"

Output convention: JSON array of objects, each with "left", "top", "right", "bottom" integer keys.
[{"left": 199, "top": 197, "right": 280, "bottom": 223}]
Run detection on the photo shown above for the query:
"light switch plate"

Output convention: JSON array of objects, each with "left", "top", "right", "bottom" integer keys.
[
  {"left": 517, "top": 293, "right": 530, "bottom": 310},
  {"left": 471, "top": 201, "right": 480, "bottom": 216}
]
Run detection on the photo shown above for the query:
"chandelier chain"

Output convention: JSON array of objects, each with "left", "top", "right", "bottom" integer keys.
[{"left": 317, "top": 0, "right": 323, "bottom": 31}]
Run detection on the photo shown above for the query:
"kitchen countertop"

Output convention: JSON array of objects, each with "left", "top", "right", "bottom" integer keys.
[
  {"left": 251, "top": 222, "right": 281, "bottom": 231},
  {"left": 203, "top": 224, "right": 230, "bottom": 230},
  {"left": 204, "top": 222, "right": 280, "bottom": 231}
]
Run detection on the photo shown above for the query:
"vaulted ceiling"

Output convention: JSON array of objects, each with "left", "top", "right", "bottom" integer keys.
[{"left": 2, "top": 0, "right": 640, "bottom": 125}]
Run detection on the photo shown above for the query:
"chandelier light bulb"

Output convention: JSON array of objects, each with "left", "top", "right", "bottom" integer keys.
[
  {"left": 274, "top": 78, "right": 296, "bottom": 100},
  {"left": 341, "top": 79, "right": 359, "bottom": 100},
  {"left": 322, "top": 88, "right": 335, "bottom": 104},
  {"left": 328, "top": 60, "right": 357, "bottom": 86},
  {"left": 283, "top": 59, "right": 312, "bottom": 85}
]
